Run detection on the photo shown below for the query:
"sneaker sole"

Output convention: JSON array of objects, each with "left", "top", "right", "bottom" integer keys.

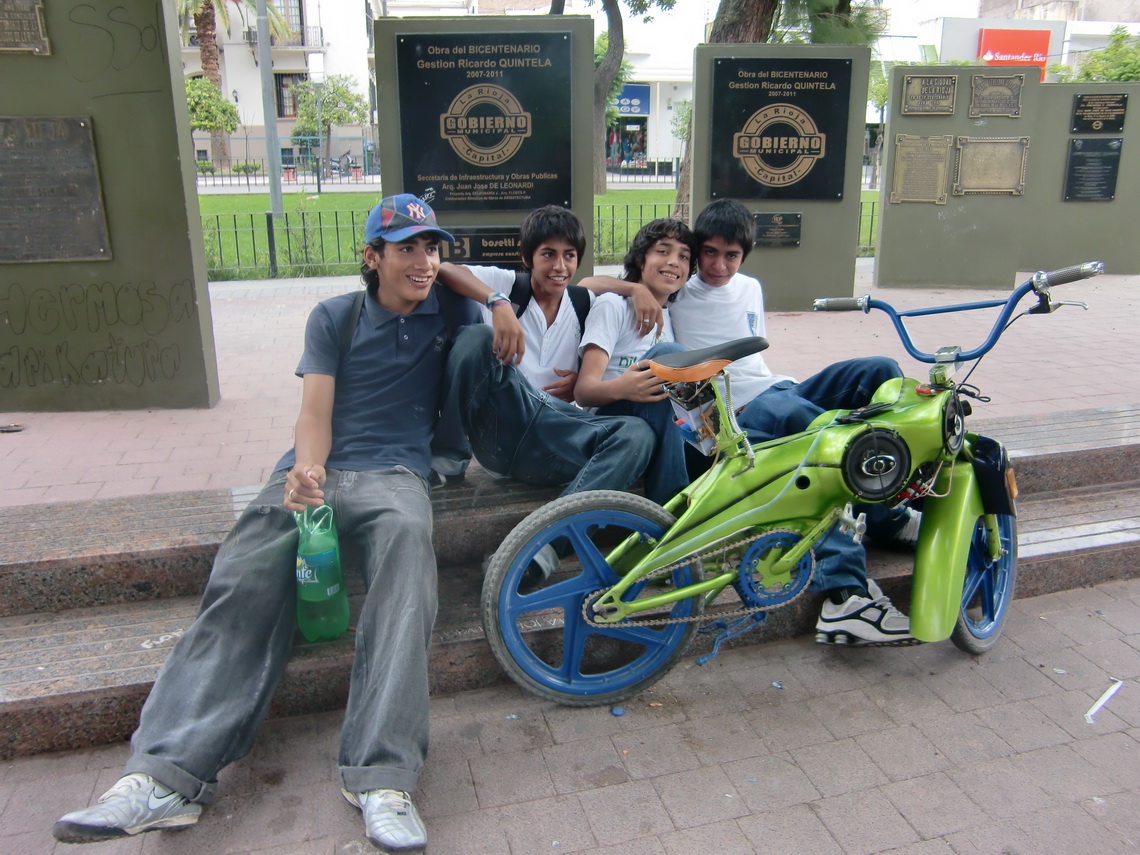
[
  {"left": 815, "top": 630, "right": 924, "bottom": 648},
  {"left": 52, "top": 813, "right": 199, "bottom": 843}
]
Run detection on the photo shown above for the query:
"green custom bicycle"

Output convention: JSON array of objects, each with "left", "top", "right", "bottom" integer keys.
[{"left": 480, "top": 262, "right": 1103, "bottom": 706}]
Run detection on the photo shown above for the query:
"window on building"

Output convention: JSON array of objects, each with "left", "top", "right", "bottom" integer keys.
[
  {"left": 276, "top": 73, "right": 306, "bottom": 118},
  {"left": 196, "top": 149, "right": 209, "bottom": 161},
  {"left": 276, "top": 0, "right": 304, "bottom": 34}
]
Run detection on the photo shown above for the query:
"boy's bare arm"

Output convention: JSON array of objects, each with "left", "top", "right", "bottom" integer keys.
[
  {"left": 573, "top": 345, "right": 670, "bottom": 408},
  {"left": 286, "top": 372, "right": 335, "bottom": 510},
  {"left": 579, "top": 276, "right": 663, "bottom": 336},
  {"left": 437, "top": 262, "right": 525, "bottom": 364}
]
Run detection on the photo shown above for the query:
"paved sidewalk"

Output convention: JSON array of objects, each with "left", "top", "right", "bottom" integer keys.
[
  {"left": 3, "top": 578, "right": 1140, "bottom": 854},
  {"left": 4, "top": 261, "right": 1139, "bottom": 509}
]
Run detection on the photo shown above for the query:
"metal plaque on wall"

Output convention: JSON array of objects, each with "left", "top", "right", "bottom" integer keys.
[
  {"left": 439, "top": 226, "right": 524, "bottom": 268},
  {"left": 0, "top": 117, "right": 111, "bottom": 262},
  {"left": 752, "top": 212, "right": 802, "bottom": 247},
  {"left": 1063, "top": 138, "right": 1122, "bottom": 201},
  {"left": 901, "top": 75, "right": 956, "bottom": 115},
  {"left": 969, "top": 74, "right": 1024, "bottom": 118},
  {"left": 890, "top": 134, "right": 953, "bottom": 204},
  {"left": 0, "top": 0, "right": 50, "bottom": 54},
  {"left": 395, "top": 31, "right": 572, "bottom": 213},
  {"left": 952, "top": 136, "right": 1030, "bottom": 196},
  {"left": 710, "top": 57, "right": 851, "bottom": 201},
  {"left": 1071, "top": 93, "right": 1128, "bottom": 134}
]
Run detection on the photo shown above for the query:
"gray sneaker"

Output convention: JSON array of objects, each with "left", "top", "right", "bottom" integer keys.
[
  {"left": 815, "top": 583, "right": 917, "bottom": 647},
  {"left": 342, "top": 788, "right": 427, "bottom": 853},
  {"left": 52, "top": 773, "right": 201, "bottom": 843}
]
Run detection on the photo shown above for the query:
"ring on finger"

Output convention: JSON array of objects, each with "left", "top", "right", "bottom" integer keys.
[{"left": 288, "top": 489, "right": 296, "bottom": 500}]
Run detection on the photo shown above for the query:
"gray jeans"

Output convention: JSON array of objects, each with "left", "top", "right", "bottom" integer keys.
[{"left": 125, "top": 467, "right": 437, "bottom": 802}]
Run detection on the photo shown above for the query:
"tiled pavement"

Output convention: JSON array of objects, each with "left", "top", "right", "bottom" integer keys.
[
  {"left": 4, "top": 578, "right": 1140, "bottom": 854},
  {"left": 4, "top": 261, "right": 1139, "bottom": 508}
]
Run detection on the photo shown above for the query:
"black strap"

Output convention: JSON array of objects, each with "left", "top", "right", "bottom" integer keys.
[
  {"left": 509, "top": 270, "right": 591, "bottom": 337},
  {"left": 339, "top": 290, "right": 366, "bottom": 362}
]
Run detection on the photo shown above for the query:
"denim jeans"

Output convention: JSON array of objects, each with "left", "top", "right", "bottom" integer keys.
[
  {"left": 438, "top": 324, "right": 655, "bottom": 496},
  {"left": 597, "top": 341, "right": 689, "bottom": 506},
  {"left": 737, "top": 357, "right": 904, "bottom": 594},
  {"left": 125, "top": 467, "right": 437, "bottom": 802}
]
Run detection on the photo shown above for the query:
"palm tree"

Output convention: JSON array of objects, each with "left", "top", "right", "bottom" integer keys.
[{"left": 177, "top": 0, "right": 290, "bottom": 164}]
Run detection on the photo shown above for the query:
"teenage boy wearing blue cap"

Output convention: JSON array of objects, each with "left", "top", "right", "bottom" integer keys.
[{"left": 52, "top": 194, "right": 478, "bottom": 854}]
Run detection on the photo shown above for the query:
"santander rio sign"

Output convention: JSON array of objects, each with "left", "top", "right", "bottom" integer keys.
[{"left": 978, "top": 29, "right": 1051, "bottom": 81}]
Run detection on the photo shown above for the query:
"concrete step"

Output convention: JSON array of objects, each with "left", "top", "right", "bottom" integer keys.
[
  {"left": 2, "top": 406, "right": 1137, "bottom": 620},
  {"left": 3, "top": 478, "right": 1138, "bottom": 759}
]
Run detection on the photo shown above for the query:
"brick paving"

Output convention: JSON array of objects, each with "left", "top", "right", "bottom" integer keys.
[
  {"left": 2, "top": 579, "right": 1140, "bottom": 854},
  {"left": 3, "top": 261, "right": 1138, "bottom": 509}
]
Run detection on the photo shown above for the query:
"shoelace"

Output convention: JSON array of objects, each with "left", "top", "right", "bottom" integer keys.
[
  {"left": 99, "top": 774, "right": 148, "bottom": 803},
  {"left": 870, "top": 595, "right": 906, "bottom": 620}
]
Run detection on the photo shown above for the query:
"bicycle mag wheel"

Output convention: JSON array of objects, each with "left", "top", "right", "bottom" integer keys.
[
  {"left": 950, "top": 513, "right": 1018, "bottom": 654},
  {"left": 481, "top": 490, "right": 703, "bottom": 706}
]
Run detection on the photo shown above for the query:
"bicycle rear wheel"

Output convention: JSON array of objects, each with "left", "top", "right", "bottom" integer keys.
[{"left": 481, "top": 490, "right": 702, "bottom": 706}]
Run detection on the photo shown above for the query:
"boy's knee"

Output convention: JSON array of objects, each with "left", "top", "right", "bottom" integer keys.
[{"left": 863, "top": 356, "right": 902, "bottom": 381}]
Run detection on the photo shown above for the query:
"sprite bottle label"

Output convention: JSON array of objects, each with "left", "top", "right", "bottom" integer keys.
[{"left": 295, "top": 548, "right": 342, "bottom": 602}]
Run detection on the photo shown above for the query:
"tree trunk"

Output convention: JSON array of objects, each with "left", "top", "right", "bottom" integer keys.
[
  {"left": 194, "top": 1, "right": 230, "bottom": 166},
  {"left": 594, "top": 0, "right": 624, "bottom": 196},
  {"left": 674, "top": 0, "right": 780, "bottom": 214}
]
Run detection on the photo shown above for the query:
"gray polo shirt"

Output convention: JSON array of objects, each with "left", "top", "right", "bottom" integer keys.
[{"left": 275, "top": 285, "right": 477, "bottom": 478}]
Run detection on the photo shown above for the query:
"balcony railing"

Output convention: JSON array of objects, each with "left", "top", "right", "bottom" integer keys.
[{"left": 243, "top": 26, "right": 322, "bottom": 48}]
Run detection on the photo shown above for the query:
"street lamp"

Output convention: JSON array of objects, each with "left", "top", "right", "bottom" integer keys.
[{"left": 307, "top": 52, "right": 325, "bottom": 194}]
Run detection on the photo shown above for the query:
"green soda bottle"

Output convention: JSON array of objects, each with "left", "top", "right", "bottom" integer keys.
[{"left": 294, "top": 504, "right": 350, "bottom": 642}]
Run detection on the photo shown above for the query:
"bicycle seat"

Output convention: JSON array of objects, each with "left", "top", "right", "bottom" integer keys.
[{"left": 649, "top": 336, "right": 769, "bottom": 383}]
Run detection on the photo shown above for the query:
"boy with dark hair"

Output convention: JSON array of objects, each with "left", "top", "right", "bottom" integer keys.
[
  {"left": 574, "top": 218, "right": 695, "bottom": 504},
  {"left": 53, "top": 194, "right": 479, "bottom": 853},
  {"left": 667, "top": 198, "right": 916, "bottom": 646},
  {"left": 434, "top": 205, "right": 655, "bottom": 503}
]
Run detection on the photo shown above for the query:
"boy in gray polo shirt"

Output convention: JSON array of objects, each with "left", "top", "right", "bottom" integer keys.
[{"left": 53, "top": 194, "right": 477, "bottom": 854}]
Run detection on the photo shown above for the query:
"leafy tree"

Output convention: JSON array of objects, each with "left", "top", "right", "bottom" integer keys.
[
  {"left": 866, "top": 59, "right": 893, "bottom": 188},
  {"left": 596, "top": 31, "right": 634, "bottom": 128},
  {"left": 289, "top": 74, "right": 369, "bottom": 177},
  {"left": 1052, "top": 26, "right": 1140, "bottom": 82},
  {"left": 176, "top": 0, "right": 289, "bottom": 163},
  {"left": 186, "top": 77, "right": 239, "bottom": 135}
]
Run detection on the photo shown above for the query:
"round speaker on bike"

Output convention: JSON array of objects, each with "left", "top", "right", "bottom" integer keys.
[
  {"left": 943, "top": 393, "right": 966, "bottom": 456},
  {"left": 842, "top": 428, "right": 911, "bottom": 502}
]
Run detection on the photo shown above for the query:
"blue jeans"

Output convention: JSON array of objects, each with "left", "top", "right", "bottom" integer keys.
[
  {"left": 597, "top": 341, "right": 689, "bottom": 506},
  {"left": 739, "top": 357, "right": 904, "bottom": 594},
  {"left": 439, "top": 325, "right": 654, "bottom": 495},
  {"left": 125, "top": 467, "right": 436, "bottom": 802}
]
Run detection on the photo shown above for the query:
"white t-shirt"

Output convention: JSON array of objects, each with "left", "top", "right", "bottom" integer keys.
[
  {"left": 466, "top": 265, "right": 594, "bottom": 391},
  {"left": 579, "top": 292, "right": 675, "bottom": 382},
  {"left": 669, "top": 271, "right": 793, "bottom": 407}
]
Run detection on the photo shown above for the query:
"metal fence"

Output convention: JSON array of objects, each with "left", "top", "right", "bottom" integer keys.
[
  {"left": 194, "top": 155, "right": 382, "bottom": 189},
  {"left": 202, "top": 201, "right": 880, "bottom": 279}
]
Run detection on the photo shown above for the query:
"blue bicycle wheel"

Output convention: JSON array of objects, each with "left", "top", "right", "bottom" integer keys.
[
  {"left": 481, "top": 490, "right": 702, "bottom": 706},
  {"left": 951, "top": 513, "right": 1017, "bottom": 654}
]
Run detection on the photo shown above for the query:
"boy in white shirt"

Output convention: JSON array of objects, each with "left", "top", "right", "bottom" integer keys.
[
  {"left": 575, "top": 218, "right": 694, "bottom": 504},
  {"left": 669, "top": 199, "right": 916, "bottom": 647}
]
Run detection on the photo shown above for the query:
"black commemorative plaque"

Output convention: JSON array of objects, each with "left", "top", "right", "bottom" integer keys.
[
  {"left": 0, "top": 0, "right": 50, "bottom": 54},
  {"left": 396, "top": 31, "right": 572, "bottom": 213},
  {"left": 752, "top": 212, "right": 802, "bottom": 247},
  {"left": 1071, "top": 93, "right": 1127, "bottom": 134},
  {"left": 0, "top": 117, "right": 111, "bottom": 263},
  {"left": 710, "top": 57, "right": 851, "bottom": 201},
  {"left": 439, "top": 226, "right": 524, "bottom": 268},
  {"left": 969, "top": 74, "right": 1024, "bottom": 118},
  {"left": 1063, "top": 138, "right": 1122, "bottom": 201}
]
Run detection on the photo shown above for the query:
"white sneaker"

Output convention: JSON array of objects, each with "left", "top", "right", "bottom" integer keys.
[
  {"left": 343, "top": 788, "right": 427, "bottom": 853},
  {"left": 52, "top": 773, "right": 201, "bottom": 843},
  {"left": 815, "top": 584, "right": 916, "bottom": 646},
  {"left": 893, "top": 508, "right": 922, "bottom": 546}
]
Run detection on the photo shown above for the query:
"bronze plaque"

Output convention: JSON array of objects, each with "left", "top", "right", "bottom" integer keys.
[
  {"left": 0, "top": 0, "right": 49, "bottom": 54},
  {"left": 0, "top": 117, "right": 111, "bottom": 262},
  {"left": 952, "top": 136, "right": 1030, "bottom": 196},
  {"left": 1063, "top": 138, "right": 1122, "bottom": 201},
  {"left": 1071, "top": 93, "right": 1127, "bottom": 134},
  {"left": 752, "top": 212, "right": 802, "bottom": 247},
  {"left": 439, "top": 226, "right": 524, "bottom": 268},
  {"left": 969, "top": 74, "right": 1024, "bottom": 118},
  {"left": 889, "top": 134, "right": 953, "bottom": 204},
  {"left": 901, "top": 75, "right": 957, "bottom": 115}
]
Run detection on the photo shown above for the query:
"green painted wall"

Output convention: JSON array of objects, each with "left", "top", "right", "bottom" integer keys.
[
  {"left": 690, "top": 44, "right": 871, "bottom": 312},
  {"left": 0, "top": 0, "right": 218, "bottom": 411},
  {"left": 373, "top": 15, "right": 595, "bottom": 273}
]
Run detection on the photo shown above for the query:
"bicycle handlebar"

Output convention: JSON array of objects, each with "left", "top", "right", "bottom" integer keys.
[{"left": 813, "top": 261, "right": 1104, "bottom": 364}]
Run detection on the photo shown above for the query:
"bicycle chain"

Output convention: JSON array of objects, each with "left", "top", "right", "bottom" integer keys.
[{"left": 580, "top": 527, "right": 815, "bottom": 629}]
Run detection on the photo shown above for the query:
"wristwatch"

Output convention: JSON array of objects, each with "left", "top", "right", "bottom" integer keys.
[{"left": 485, "top": 291, "right": 511, "bottom": 310}]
